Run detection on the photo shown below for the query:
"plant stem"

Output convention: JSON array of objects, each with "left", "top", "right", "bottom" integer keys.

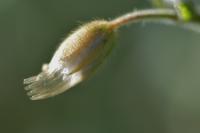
[{"left": 110, "top": 9, "right": 179, "bottom": 29}]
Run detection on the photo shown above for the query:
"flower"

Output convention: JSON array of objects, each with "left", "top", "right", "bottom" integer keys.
[{"left": 24, "top": 20, "right": 116, "bottom": 100}]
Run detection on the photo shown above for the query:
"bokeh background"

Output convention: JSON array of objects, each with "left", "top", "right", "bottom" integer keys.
[{"left": 1, "top": 0, "right": 200, "bottom": 133}]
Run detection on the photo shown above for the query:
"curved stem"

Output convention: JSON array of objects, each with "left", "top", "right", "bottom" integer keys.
[{"left": 110, "top": 9, "right": 179, "bottom": 29}]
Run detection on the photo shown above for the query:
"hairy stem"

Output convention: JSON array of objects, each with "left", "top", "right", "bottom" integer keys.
[{"left": 110, "top": 9, "right": 179, "bottom": 29}]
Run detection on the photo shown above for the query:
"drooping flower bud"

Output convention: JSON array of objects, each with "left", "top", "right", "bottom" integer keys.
[{"left": 24, "top": 20, "right": 116, "bottom": 100}]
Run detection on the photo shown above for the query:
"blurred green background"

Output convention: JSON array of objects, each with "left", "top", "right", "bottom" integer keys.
[{"left": 1, "top": 0, "right": 200, "bottom": 133}]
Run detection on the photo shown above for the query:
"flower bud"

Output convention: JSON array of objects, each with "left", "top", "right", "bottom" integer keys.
[{"left": 24, "top": 20, "right": 116, "bottom": 100}]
